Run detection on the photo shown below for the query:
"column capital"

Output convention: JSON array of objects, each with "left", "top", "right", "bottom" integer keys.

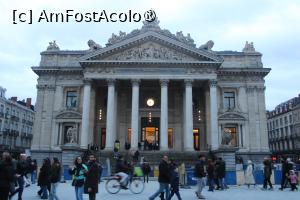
[
  {"left": 160, "top": 79, "right": 169, "bottom": 87},
  {"left": 83, "top": 78, "right": 93, "bottom": 85},
  {"left": 131, "top": 79, "right": 140, "bottom": 86},
  {"left": 184, "top": 79, "right": 193, "bottom": 86},
  {"left": 209, "top": 79, "right": 217, "bottom": 87},
  {"left": 106, "top": 78, "right": 116, "bottom": 86}
]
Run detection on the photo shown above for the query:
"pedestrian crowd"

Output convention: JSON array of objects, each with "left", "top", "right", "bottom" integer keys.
[{"left": 0, "top": 151, "right": 298, "bottom": 200}]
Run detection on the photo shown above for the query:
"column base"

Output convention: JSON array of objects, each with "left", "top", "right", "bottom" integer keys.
[
  {"left": 184, "top": 147, "right": 195, "bottom": 151},
  {"left": 160, "top": 147, "right": 169, "bottom": 151}
]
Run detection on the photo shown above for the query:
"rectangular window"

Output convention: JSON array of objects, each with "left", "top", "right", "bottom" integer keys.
[
  {"left": 223, "top": 92, "right": 235, "bottom": 110},
  {"left": 66, "top": 91, "right": 77, "bottom": 108},
  {"left": 289, "top": 115, "right": 292, "bottom": 123}
]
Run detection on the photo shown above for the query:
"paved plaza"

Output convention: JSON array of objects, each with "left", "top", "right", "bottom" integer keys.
[{"left": 12, "top": 181, "right": 300, "bottom": 200}]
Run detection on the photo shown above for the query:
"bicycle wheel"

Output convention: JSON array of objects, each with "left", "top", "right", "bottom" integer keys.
[
  {"left": 105, "top": 179, "right": 121, "bottom": 194},
  {"left": 129, "top": 178, "right": 145, "bottom": 194}
]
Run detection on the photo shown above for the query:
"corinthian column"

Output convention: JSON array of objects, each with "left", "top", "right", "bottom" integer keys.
[
  {"left": 131, "top": 79, "right": 140, "bottom": 150},
  {"left": 160, "top": 79, "right": 169, "bottom": 151},
  {"left": 209, "top": 79, "right": 219, "bottom": 150},
  {"left": 80, "top": 79, "right": 92, "bottom": 149},
  {"left": 105, "top": 79, "right": 116, "bottom": 150},
  {"left": 184, "top": 79, "right": 194, "bottom": 151}
]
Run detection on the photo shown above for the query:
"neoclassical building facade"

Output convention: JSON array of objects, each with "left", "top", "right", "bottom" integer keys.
[{"left": 31, "top": 20, "right": 270, "bottom": 163}]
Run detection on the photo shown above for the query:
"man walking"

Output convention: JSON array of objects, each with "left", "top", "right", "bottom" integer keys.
[
  {"left": 149, "top": 155, "right": 170, "bottom": 200},
  {"left": 9, "top": 154, "right": 29, "bottom": 200},
  {"left": 194, "top": 154, "right": 206, "bottom": 199},
  {"left": 84, "top": 154, "right": 100, "bottom": 200}
]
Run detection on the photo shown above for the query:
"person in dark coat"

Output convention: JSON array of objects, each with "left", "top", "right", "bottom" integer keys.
[
  {"left": 149, "top": 155, "right": 170, "bottom": 200},
  {"left": 0, "top": 152, "right": 15, "bottom": 200},
  {"left": 49, "top": 157, "right": 61, "bottom": 200},
  {"left": 9, "top": 154, "right": 29, "bottom": 200},
  {"left": 142, "top": 160, "right": 151, "bottom": 183},
  {"left": 166, "top": 166, "right": 182, "bottom": 200},
  {"left": 262, "top": 157, "right": 273, "bottom": 190},
  {"left": 38, "top": 158, "right": 51, "bottom": 199},
  {"left": 216, "top": 157, "right": 226, "bottom": 190},
  {"left": 194, "top": 154, "right": 206, "bottom": 199},
  {"left": 84, "top": 154, "right": 100, "bottom": 200},
  {"left": 207, "top": 159, "right": 215, "bottom": 192}
]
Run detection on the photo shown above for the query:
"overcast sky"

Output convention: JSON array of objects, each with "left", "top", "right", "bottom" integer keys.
[{"left": 0, "top": 0, "right": 299, "bottom": 110}]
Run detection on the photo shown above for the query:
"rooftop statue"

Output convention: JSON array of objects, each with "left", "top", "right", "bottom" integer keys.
[
  {"left": 243, "top": 41, "right": 256, "bottom": 53},
  {"left": 46, "top": 40, "right": 60, "bottom": 51},
  {"left": 87, "top": 39, "right": 102, "bottom": 51},
  {"left": 199, "top": 40, "right": 214, "bottom": 51}
]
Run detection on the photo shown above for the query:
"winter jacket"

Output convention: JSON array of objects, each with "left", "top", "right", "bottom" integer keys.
[
  {"left": 289, "top": 174, "right": 298, "bottom": 184},
  {"left": 142, "top": 162, "right": 151, "bottom": 174},
  {"left": 158, "top": 160, "right": 170, "bottom": 183},
  {"left": 69, "top": 163, "right": 88, "bottom": 182},
  {"left": 0, "top": 160, "right": 15, "bottom": 187},
  {"left": 16, "top": 160, "right": 29, "bottom": 176},
  {"left": 84, "top": 161, "right": 100, "bottom": 194},
  {"left": 38, "top": 163, "right": 51, "bottom": 186},
  {"left": 170, "top": 170, "right": 180, "bottom": 192},
  {"left": 245, "top": 164, "right": 255, "bottom": 185},
  {"left": 194, "top": 160, "right": 206, "bottom": 178},
  {"left": 50, "top": 163, "right": 61, "bottom": 183},
  {"left": 207, "top": 163, "right": 215, "bottom": 179},
  {"left": 263, "top": 160, "right": 272, "bottom": 178}
]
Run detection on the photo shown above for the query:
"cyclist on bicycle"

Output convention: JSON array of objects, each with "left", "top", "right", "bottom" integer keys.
[{"left": 115, "top": 157, "right": 131, "bottom": 189}]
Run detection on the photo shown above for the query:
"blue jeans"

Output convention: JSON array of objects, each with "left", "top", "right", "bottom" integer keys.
[
  {"left": 41, "top": 185, "right": 48, "bottom": 199},
  {"left": 9, "top": 176, "right": 24, "bottom": 200},
  {"left": 75, "top": 186, "right": 84, "bottom": 200},
  {"left": 149, "top": 183, "right": 170, "bottom": 200},
  {"left": 31, "top": 171, "right": 37, "bottom": 184},
  {"left": 167, "top": 190, "right": 182, "bottom": 200},
  {"left": 49, "top": 182, "right": 59, "bottom": 200}
]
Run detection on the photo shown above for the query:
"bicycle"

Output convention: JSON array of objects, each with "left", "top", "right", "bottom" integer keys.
[{"left": 105, "top": 175, "right": 145, "bottom": 194}]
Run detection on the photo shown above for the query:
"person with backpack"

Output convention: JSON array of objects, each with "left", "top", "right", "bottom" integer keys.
[{"left": 69, "top": 156, "right": 88, "bottom": 200}]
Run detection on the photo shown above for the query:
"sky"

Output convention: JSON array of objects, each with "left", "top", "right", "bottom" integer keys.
[{"left": 0, "top": 0, "right": 299, "bottom": 110}]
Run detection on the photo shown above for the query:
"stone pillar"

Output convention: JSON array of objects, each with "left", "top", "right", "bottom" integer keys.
[
  {"left": 160, "top": 79, "right": 169, "bottom": 151},
  {"left": 184, "top": 79, "right": 194, "bottom": 151},
  {"left": 131, "top": 79, "right": 140, "bottom": 150},
  {"left": 209, "top": 80, "right": 219, "bottom": 150},
  {"left": 80, "top": 79, "right": 92, "bottom": 149},
  {"left": 105, "top": 79, "right": 116, "bottom": 150}
]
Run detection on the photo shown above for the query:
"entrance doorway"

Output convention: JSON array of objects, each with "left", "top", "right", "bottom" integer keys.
[
  {"left": 141, "top": 117, "right": 160, "bottom": 150},
  {"left": 193, "top": 128, "right": 200, "bottom": 150}
]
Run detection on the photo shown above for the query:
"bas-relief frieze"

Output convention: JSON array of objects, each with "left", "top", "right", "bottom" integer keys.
[{"left": 103, "top": 42, "right": 199, "bottom": 61}]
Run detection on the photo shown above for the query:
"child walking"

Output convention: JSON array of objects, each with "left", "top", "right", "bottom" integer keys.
[{"left": 289, "top": 170, "right": 298, "bottom": 191}]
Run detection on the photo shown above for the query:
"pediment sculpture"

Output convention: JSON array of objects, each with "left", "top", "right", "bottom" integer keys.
[{"left": 103, "top": 42, "right": 199, "bottom": 61}]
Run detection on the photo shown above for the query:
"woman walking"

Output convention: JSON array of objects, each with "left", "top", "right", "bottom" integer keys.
[
  {"left": 49, "top": 157, "right": 61, "bottom": 200},
  {"left": 245, "top": 160, "right": 256, "bottom": 188},
  {"left": 69, "top": 156, "right": 88, "bottom": 200},
  {"left": 38, "top": 158, "right": 51, "bottom": 199}
]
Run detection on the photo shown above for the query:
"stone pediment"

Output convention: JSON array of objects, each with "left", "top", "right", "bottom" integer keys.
[
  {"left": 103, "top": 41, "right": 199, "bottom": 61},
  {"left": 218, "top": 112, "right": 246, "bottom": 121},
  {"left": 80, "top": 31, "right": 223, "bottom": 64},
  {"left": 55, "top": 110, "right": 82, "bottom": 119}
]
